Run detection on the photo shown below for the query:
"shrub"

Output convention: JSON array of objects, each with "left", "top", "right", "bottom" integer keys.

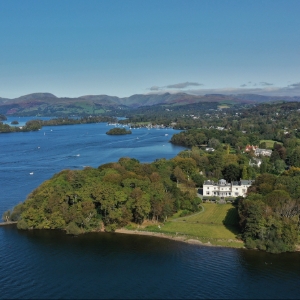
[
  {"left": 17, "top": 219, "right": 29, "bottom": 230},
  {"left": 66, "top": 222, "right": 82, "bottom": 235}
]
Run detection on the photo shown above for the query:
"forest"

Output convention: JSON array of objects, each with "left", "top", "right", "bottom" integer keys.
[
  {"left": 238, "top": 168, "right": 300, "bottom": 253},
  {"left": 4, "top": 157, "right": 200, "bottom": 234}
]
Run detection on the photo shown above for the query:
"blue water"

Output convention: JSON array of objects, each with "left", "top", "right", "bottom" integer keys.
[
  {"left": 0, "top": 118, "right": 184, "bottom": 215},
  {"left": 1, "top": 118, "right": 300, "bottom": 299}
]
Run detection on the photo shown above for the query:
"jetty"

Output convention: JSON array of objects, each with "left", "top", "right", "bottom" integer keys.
[{"left": 0, "top": 221, "right": 17, "bottom": 226}]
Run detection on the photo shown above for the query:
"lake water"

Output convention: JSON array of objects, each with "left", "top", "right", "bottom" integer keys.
[{"left": 1, "top": 118, "right": 300, "bottom": 299}]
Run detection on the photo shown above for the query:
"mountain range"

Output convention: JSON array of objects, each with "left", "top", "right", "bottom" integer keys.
[{"left": 1, "top": 92, "right": 300, "bottom": 116}]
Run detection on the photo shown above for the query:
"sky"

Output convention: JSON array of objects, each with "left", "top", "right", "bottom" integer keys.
[{"left": 0, "top": 0, "right": 300, "bottom": 98}]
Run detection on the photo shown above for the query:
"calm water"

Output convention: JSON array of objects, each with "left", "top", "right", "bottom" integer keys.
[{"left": 1, "top": 118, "right": 300, "bottom": 299}]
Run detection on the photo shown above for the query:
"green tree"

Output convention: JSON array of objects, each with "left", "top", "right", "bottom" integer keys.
[
  {"left": 288, "top": 147, "right": 300, "bottom": 167},
  {"left": 242, "top": 165, "right": 248, "bottom": 179},
  {"left": 222, "top": 164, "right": 241, "bottom": 182}
]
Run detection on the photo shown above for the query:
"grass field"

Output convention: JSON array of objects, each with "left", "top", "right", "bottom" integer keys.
[
  {"left": 218, "top": 104, "right": 230, "bottom": 109},
  {"left": 139, "top": 203, "right": 244, "bottom": 248},
  {"left": 260, "top": 140, "right": 282, "bottom": 148}
]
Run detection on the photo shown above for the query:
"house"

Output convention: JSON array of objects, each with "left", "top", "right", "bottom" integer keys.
[
  {"left": 255, "top": 148, "right": 272, "bottom": 157},
  {"left": 205, "top": 147, "right": 215, "bottom": 152},
  {"left": 203, "top": 179, "right": 254, "bottom": 200},
  {"left": 249, "top": 158, "right": 262, "bottom": 167},
  {"left": 245, "top": 144, "right": 258, "bottom": 152}
]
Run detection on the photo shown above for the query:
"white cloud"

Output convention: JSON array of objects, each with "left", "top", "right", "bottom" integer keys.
[
  {"left": 166, "top": 82, "right": 203, "bottom": 89},
  {"left": 146, "top": 81, "right": 300, "bottom": 97}
]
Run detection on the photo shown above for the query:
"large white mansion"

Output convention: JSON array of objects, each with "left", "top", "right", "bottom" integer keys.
[{"left": 203, "top": 179, "right": 254, "bottom": 199}]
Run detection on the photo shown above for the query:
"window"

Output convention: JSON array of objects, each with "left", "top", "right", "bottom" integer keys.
[
  {"left": 236, "top": 188, "right": 238, "bottom": 190},
  {"left": 207, "top": 192, "right": 210, "bottom": 195}
]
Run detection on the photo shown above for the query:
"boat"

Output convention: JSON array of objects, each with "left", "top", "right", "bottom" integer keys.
[
  {"left": 165, "top": 134, "right": 168, "bottom": 136},
  {"left": 29, "top": 172, "right": 34, "bottom": 175}
]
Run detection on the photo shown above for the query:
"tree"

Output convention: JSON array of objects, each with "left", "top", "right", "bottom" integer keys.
[
  {"left": 208, "top": 138, "right": 221, "bottom": 149},
  {"left": 222, "top": 164, "right": 241, "bottom": 182},
  {"left": 2, "top": 210, "right": 11, "bottom": 222},
  {"left": 173, "top": 166, "right": 187, "bottom": 185},
  {"left": 259, "top": 142, "right": 267, "bottom": 149},
  {"left": 273, "top": 160, "right": 286, "bottom": 174},
  {"left": 242, "top": 165, "right": 248, "bottom": 179},
  {"left": 288, "top": 147, "right": 300, "bottom": 167}
]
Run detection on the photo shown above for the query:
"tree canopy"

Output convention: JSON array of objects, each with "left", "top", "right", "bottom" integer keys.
[{"left": 8, "top": 157, "right": 200, "bottom": 234}]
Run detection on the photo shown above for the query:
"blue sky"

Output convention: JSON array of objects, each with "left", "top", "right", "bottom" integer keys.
[{"left": 1, "top": 0, "right": 300, "bottom": 98}]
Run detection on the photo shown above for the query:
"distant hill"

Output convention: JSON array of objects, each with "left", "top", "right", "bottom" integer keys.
[{"left": 0, "top": 92, "right": 299, "bottom": 116}]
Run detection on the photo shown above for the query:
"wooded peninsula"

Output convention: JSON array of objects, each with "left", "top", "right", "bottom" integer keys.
[{"left": 3, "top": 101, "right": 300, "bottom": 253}]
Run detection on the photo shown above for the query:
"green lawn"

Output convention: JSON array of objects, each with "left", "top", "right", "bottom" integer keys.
[
  {"left": 260, "top": 140, "right": 282, "bottom": 148},
  {"left": 141, "top": 203, "right": 244, "bottom": 248}
]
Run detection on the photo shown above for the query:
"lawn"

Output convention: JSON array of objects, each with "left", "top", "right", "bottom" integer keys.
[
  {"left": 218, "top": 104, "right": 230, "bottom": 109},
  {"left": 141, "top": 203, "right": 244, "bottom": 248},
  {"left": 260, "top": 139, "right": 282, "bottom": 148}
]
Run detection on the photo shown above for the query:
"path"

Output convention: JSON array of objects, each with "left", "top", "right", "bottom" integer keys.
[{"left": 0, "top": 221, "right": 17, "bottom": 226}]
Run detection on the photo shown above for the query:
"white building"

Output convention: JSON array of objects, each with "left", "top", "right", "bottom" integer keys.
[
  {"left": 249, "top": 158, "right": 262, "bottom": 168},
  {"left": 255, "top": 148, "right": 272, "bottom": 157},
  {"left": 203, "top": 179, "right": 254, "bottom": 199}
]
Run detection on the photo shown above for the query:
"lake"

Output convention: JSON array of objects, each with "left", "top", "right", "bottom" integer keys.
[{"left": 0, "top": 118, "right": 300, "bottom": 299}]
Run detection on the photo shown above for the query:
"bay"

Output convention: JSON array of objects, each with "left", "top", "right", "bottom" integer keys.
[
  {"left": 0, "top": 118, "right": 184, "bottom": 215},
  {"left": 0, "top": 118, "right": 300, "bottom": 299}
]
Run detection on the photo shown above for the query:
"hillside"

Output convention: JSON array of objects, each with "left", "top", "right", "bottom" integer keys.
[{"left": 0, "top": 92, "right": 299, "bottom": 116}]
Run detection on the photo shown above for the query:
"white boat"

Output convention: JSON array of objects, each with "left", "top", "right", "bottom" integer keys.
[
  {"left": 29, "top": 172, "right": 34, "bottom": 175},
  {"left": 165, "top": 134, "right": 168, "bottom": 136}
]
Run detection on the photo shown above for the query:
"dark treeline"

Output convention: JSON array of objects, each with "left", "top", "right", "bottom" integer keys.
[
  {"left": 0, "top": 116, "right": 117, "bottom": 133},
  {"left": 106, "top": 128, "right": 132, "bottom": 135}
]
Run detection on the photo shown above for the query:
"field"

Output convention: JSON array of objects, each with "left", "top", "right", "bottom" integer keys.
[
  {"left": 218, "top": 104, "right": 230, "bottom": 109},
  {"left": 260, "top": 139, "right": 282, "bottom": 148},
  {"left": 139, "top": 203, "right": 244, "bottom": 248}
]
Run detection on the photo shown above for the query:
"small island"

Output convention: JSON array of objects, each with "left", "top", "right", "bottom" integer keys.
[{"left": 106, "top": 128, "right": 132, "bottom": 135}]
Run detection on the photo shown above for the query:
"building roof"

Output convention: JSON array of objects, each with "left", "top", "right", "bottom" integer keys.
[
  {"left": 232, "top": 180, "right": 254, "bottom": 186},
  {"left": 204, "top": 179, "right": 254, "bottom": 186}
]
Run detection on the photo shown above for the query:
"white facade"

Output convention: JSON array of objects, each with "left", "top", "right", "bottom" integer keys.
[
  {"left": 255, "top": 148, "right": 272, "bottom": 157},
  {"left": 203, "top": 179, "right": 253, "bottom": 198},
  {"left": 249, "top": 158, "right": 262, "bottom": 168}
]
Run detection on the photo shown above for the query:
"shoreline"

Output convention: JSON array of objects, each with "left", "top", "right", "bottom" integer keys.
[
  {"left": 115, "top": 228, "right": 244, "bottom": 249},
  {"left": 0, "top": 222, "right": 243, "bottom": 249},
  {"left": 0, "top": 221, "right": 17, "bottom": 226}
]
